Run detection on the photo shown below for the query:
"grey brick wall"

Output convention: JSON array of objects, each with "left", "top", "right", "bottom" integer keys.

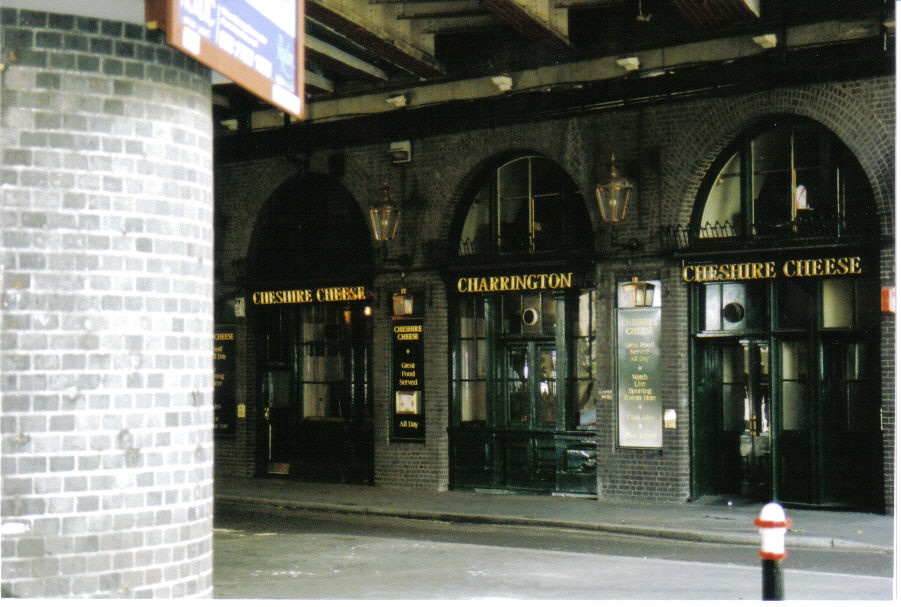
[
  {"left": 1, "top": 9, "right": 214, "bottom": 598},
  {"left": 880, "top": 247, "right": 895, "bottom": 513},
  {"left": 215, "top": 74, "right": 893, "bottom": 509}
]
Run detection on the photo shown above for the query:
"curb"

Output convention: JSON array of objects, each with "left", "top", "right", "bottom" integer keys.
[{"left": 215, "top": 494, "right": 890, "bottom": 554}]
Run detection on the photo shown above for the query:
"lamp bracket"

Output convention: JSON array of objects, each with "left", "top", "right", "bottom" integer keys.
[
  {"left": 614, "top": 237, "right": 643, "bottom": 251},
  {"left": 381, "top": 251, "right": 412, "bottom": 267},
  {"left": 608, "top": 225, "right": 643, "bottom": 251}
]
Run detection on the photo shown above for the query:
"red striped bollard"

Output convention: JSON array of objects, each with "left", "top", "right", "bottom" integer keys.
[{"left": 755, "top": 502, "right": 791, "bottom": 600}]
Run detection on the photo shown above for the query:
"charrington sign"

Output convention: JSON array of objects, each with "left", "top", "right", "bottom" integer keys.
[{"left": 455, "top": 272, "right": 574, "bottom": 293}]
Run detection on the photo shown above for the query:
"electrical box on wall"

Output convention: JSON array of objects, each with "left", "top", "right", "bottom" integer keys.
[
  {"left": 389, "top": 140, "right": 411, "bottom": 164},
  {"left": 881, "top": 286, "right": 895, "bottom": 314}
]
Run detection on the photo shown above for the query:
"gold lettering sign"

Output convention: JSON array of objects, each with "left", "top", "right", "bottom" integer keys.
[
  {"left": 682, "top": 256, "right": 862, "bottom": 283},
  {"left": 456, "top": 272, "right": 573, "bottom": 293},
  {"left": 393, "top": 324, "right": 422, "bottom": 341},
  {"left": 251, "top": 286, "right": 368, "bottom": 305}
]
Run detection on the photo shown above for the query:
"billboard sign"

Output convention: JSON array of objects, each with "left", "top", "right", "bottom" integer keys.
[{"left": 146, "top": 0, "right": 305, "bottom": 118}]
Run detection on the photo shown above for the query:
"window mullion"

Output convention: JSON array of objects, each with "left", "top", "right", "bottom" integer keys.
[
  {"left": 528, "top": 158, "right": 536, "bottom": 252},
  {"left": 790, "top": 127, "right": 798, "bottom": 226},
  {"left": 741, "top": 135, "right": 754, "bottom": 239},
  {"left": 495, "top": 168, "right": 502, "bottom": 251}
]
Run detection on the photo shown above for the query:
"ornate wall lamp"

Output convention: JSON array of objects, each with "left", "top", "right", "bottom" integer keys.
[
  {"left": 392, "top": 273, "right": 415, "bottom": 317},
  {"left": 621, "top": 276, "right": 656, "bottom": 307},
  {"left": 595, "top": 154, "right": 642, "bottom": 250}
]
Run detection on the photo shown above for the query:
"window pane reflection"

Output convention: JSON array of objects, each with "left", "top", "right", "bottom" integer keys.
[
  {"left": 539, "top": 349, "right": 556, "bottom": 424},
  {"left": 823, "top": 279, "right": 853, "bottom": 328},
  {"left": 781, "top": 341, "right": 809, "bottom": 431},
  {"left": 700, "top": 152, "right": 742, "bottom": 238}
]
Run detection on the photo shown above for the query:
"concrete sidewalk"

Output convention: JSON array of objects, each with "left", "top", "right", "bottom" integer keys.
[{"left": 214, "top": 476, "right": 895, "bottom": 553}]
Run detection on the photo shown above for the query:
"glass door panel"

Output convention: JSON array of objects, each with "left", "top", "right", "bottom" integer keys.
[
  {"left": 506, "top": 346, "right": 530, "bottom": 425},
  {"left": 264, "top": 369, "right": 294, "bottom": 474},
  {"left": 776, "top": 340, "right": 813, "bottom": 504},
  {"left": 503, "top": 341, "right": 558, "bottom": 491},
  {"left": 694, "top": 339, "right": 772, "bottom": 499},
  {"left": 693, "top": 341, "right": 741, "bottom": 496},
  {"left": 820, "top": 340, "right": 882, "bottom": 509},
  {"left": 505, "top": 342, "right": 557, "bottom": 428},
  {"left": 738, "top": 340, "right": 771, "bottom": 500},
  {"left": 538, "top": 347, "right": 557, "bottom": 425}
]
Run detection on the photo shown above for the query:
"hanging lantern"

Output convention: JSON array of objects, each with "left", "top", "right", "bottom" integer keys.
[
  {"left": 369, "top": 181, "right": 401, "bottom": 241},
  {"left": 595, "top": 154, "right": 634, "bottom": 224}
]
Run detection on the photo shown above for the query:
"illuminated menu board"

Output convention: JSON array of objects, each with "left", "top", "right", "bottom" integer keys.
[{"left": 146, "top": 0, "right": 305, "bottom": 118}]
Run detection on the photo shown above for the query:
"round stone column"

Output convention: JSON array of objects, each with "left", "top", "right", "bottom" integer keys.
[{"left": 1, "top": 7, "right": 214, "bottom": 598}]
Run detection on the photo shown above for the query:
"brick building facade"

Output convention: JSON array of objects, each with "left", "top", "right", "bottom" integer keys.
[
  {"left": 214, "top": 76, "right": 894, "bottom": 511},
  {"left": 0, "top": 2, "right": 893, "bottom": 600}
]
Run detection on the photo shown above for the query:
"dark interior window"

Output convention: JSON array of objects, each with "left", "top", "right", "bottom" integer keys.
[{"left": 457, "top": 155, "right": 592, "bottom": 259}]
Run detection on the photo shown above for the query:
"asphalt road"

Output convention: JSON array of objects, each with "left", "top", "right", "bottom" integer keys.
[{"left": 213, "top": 505, "right": 894, "bottom": 600}]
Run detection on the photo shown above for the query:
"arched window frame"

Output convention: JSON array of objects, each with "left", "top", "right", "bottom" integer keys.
[
  {"left": 456, "top": 155, "right": 592, "bottom": 262},
  {"left": 681, "top": 117, "right": 875, "bottom": 251}
]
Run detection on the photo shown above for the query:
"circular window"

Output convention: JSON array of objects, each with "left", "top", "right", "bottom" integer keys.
[
  {"left": 723, "top": 302, "right": 745, "bottom": 323},
  {"left": 521, "top": 307, "right": 540, "bottom": 326}
]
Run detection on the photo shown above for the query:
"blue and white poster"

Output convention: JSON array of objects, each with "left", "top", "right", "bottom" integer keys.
[{"left": 174, "top": 0, "right": 302, "bottom": 116}]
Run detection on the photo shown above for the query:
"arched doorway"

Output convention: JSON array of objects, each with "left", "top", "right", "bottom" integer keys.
[
  {"left": 447, "top": 154, "right": 600, "bottom": 495},
  {"left": 682, "top": 117, "right": 883, "bottom": 511},
  {"left": 247, "top": 175, "right": 375, "bottom": 483}
]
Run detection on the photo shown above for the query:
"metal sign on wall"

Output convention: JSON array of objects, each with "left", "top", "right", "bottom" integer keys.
[
  {"left": 391, "top": 319, "right": 425, "bottom": 442},
  {"left": 616, "top": 306, "right": 663, "bottom": 449},
  {"left": 145, "top": 0, "right": 305, "bottom": 118}
]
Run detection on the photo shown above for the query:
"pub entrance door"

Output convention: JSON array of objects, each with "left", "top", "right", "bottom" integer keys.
[
  {"left": 692, "top": 306, "right": 882, "bottom": 510},
  {"left": 450, "top": 289, "right": 598, "bottom": 495},
  {"left": 247, "top": 174, "right": 375, "bottom": 484},
  {"left": 257, "top": 303, "right": 374, "bottom": 483},
  {"left": 694, "top": 338, "right": 779, "bottom": 500},
  {"left": 262, "top": 364, "right": 296, "bottom": 476},
  {"left": 501, "top": 340, "right": 558, "bottom": 491}
]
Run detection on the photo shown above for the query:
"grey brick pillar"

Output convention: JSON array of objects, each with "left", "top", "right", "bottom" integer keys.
[{"left": 1, "top": 9, "right": 214, "bottom": 598}]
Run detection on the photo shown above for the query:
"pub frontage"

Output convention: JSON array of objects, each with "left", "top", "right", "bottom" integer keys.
[
  {"left": 213, "top": 56, "right": 893, "bottom": 513},
  {"left": 0, "top": 1, "right": 892, "bottom": 600}
]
